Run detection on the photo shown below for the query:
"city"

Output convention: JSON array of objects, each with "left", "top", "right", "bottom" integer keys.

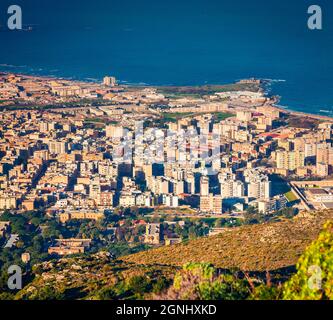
[
  {"left": 2, "top": 0, "right": 333, "bottom": 308},
  {"left": 0, "top": 71, "right": 333, "bottom": 300}
]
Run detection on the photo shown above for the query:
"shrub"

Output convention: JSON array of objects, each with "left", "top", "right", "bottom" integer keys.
[
  {"left": 282, "top": 221, "right": 333, "bottom": 300},
  {"left": 156, "top": 263, "right": 250, "bottom": 300},
  {"left": 97, "top": 287, "right": 117, "bottom": 300},
  {"left": 127, "top": 275, "right": 151, "bottom": 297},
  {"left": 152, "top": 277, "right": 169, "bottom": 294}
]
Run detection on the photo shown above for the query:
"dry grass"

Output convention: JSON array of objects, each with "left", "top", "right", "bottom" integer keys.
[
  {"left": 122, "top": 210, "right": 333, "bottom": 272},
  {"left": 16, "top": 252, "right": 177, "bottom": 300}
]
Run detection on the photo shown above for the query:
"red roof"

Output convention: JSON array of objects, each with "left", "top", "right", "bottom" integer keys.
[
  {"left": 134, "top": 219, "right": 147, "bottom": 225},
  {"left": 259, "top": 133, "right": 280, "bottom": 138}
]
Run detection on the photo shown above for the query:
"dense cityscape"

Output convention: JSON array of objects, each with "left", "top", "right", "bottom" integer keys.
[{"left": 1, "top": 72, "right": 333, "bottom": 300}]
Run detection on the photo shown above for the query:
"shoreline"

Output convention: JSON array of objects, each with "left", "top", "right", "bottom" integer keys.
[
  {"left": 1, "top": 70, "right": 333, "bottom": 122},
  {"left": 272, "top": 104, "right": 333, "bottom": 122}
]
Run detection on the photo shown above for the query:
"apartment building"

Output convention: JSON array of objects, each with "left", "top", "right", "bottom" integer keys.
[{"left": 200, "top": 193, "right": 223, "bottom": 214}]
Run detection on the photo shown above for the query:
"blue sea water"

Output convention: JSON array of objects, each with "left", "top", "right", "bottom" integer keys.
[{"left": 0, "top": 0, "right": 333, "bottom": 115}]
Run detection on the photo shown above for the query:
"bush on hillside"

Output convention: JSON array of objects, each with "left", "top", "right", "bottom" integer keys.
[
  {"left": 155, "top": 263, "right": 250, "bottom": 300},
  {"left": 282, "top": 221, "right": 333, "bottom": 300}
]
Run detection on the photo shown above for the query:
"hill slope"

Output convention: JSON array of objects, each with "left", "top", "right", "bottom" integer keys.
[
  {"left": 122, "top": 211, "right": 333, "bottom": 271},
  {"left": 15, "top": 252, "right": 177, "bottom": 300},
  {"left": 13, "top": 210, "right": 333, "bottom": 300}
]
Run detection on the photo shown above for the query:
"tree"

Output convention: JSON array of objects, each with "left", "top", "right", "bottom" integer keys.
[
  {"left": 244, "top": 206, "right": 264, "bottom": 225},
  {"left": 32, "top": 235, "right": 44, "bottom": 253},
  {"left": 152, "top": 277, "right": 169, "bottom": 294},
  {"left": 155, "top": 263, "right": 250, "bottom": 300},
  {"left": 188, "top": 226, "right": 197, "bottom": 240},
  {"left": 0, "top": 292, "right": 14, "bottom": 300},
  {"left": 127, "top": 275, "right": 151, "bottom": 298},
  {"left": 31, "top": 286, "right": 65, "bottom": 300},
  {"left": 282, "top": 221, "right": 333, "bottom": 300},
  {"left": 214, "top": 218, "right": 226, "bottom": 228},
  {"left": 97, "top": 287, "right": 117, "bottom": 300},
  {"left": 42, "top": 221, "right": 61, "bottom": 239}
]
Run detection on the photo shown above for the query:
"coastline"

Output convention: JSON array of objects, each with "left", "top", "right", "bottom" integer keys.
[
  {"left": 1, "top": 70, "right": 333, "bottom": 122},
  {"left": 271, "top": 103, "right": 333, "bottom": 122}
]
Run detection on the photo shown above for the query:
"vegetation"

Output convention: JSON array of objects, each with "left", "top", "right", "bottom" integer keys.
[
  {"left": 155, "top": 217, "right": 333, "bottom": 300},
  {"left": 160, "top": 112, "right": 195, "bottom": 123},
  {"left": 285, "top": 191, "right": 298, "bottom": 202},
  {"left": 122, "top": 211, "right": 333, "bottom": 271},
  {"left": 145, "top": 111, "right": 233, "bottom": 129},
  {"left": 156, "top": 83, "right": 261, "bottom": 98},
  {"left": 14, "top": 252, "right": 177, "bottom": 300},
  {"left": 212, "top": 112, "right": 234, "bottom": 122},
  {"left": 282, "top": 221, "right": 333, "bottom": 300},
  {"left": 155, "top": 263, "right": 250, "bottom": 300},
  {"left": 243, "top": 206, "right": 298, "bottom": 225},
  {"left": 84, "top": 117, "right": 119, "bottom": 126},
  {"left": 0, "top": 211, "right": 52, "bottom": 264},
  {"left": 0, "top": 98, "right": 110, "bottom": 111},
  {"left": 286, "top": 115, "right": 320, "bottom": 130},
  {"left": 1, "top": 212, "right": 332, "bottom": 300}
]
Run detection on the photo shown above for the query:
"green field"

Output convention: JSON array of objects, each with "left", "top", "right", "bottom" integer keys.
[
  {"left": 156, "top": 83, "right": 261, "bottom": 98},
  {"left": 285, "top": 191, "right": 298, "bottom": 202},
  {"left": 160, "top": 112, "right": 195, "bottom": 122},
  {"left": 160, "top": 111, "right": 233, "bottom": 123},
  {"left": 213, "top": 112, "right": 234, "bottom": 122}
]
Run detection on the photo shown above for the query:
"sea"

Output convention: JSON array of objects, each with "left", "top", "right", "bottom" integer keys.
[{"left": 0, "top": 0, "right": 333, "bottom": 115}]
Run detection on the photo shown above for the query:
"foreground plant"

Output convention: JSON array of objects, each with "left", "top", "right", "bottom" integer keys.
[
  {"left": 154, "top": 263, "right": 250, "bottom": 300},
  {"left": 283, "top": 221, "right": 333, "bottom": 300}
]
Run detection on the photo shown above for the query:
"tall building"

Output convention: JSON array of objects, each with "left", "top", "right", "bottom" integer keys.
[
  {"left": 103, "top": 76, "right": 117, "bottom": 87},
  {"left": 98, "top": 161, "right": 118, "bottom": 178},
  {"left": 276, "top": 150, "right": 288, "bottom": 169},
  {"left": 220, "top": 180, "right": 245, "bottom": 199},
  {"left": 200, "top": 194, "right": 223, "bottom": 214},
  {"left": 212, "top": 195, "right": 223, "bottom": 214},
  {"left": 236, "top": 111, "right": 252, "bottom": 122},
  {"left": 304, "top": 143, "right": 317, "bottom": 159},
  {"left": 105, "top": 125, "right": 124, "bottom": 138},
  {"left": 164, "top": 194, "right": 179, "bottom": 207},
  {"left": 0, "top": 196, "right": 17, "bottom": 210},
  {"left": 48, "top": 141, "right": 68, "bottom": 155},
  {"left": 171, "top": 180, "right": 184, "bottom": 195},
  {"left": 288, "top": 151, "right": 305, "bottom": 171},
  {"left": 248, "top": 179, "right": 271, "bottom": 200},
  {"left": 89, "top": 183, "right": 101, "bottom": 201},
  {"left": 185, "top": 173, "right": 195, "bottom": 194},
  {"left": 147, "top": 177, "right": 169, "bottom": 195},
  {"left": 98, "top": 191, "right": 114, "bottom": 207},
  {"left": 278, "top": 140, "right": 292, "bottom": 151},
  {"left": 143, "top": 163, "right": 153, "bottom": 179},
  {"left": 40, "top": 121, "right": 55, "bottom": 133},
  {"left": 257, "top": 195, "right": 288, "bottom": 214},
  {"left": 200, "top": 175, "right": 209, "bottom": 196},
  {"left": 218, "top": 169, "right": 244, "bottom": 199},
  {"left": 276, "top": 150, "right": 305, "bottom": 171},
  {"left": 34, "top": 150, "right": 49, "bottom": 161},
  {"left": 316, "top": 143, "right": 333, "bottom": 165},
  {"left": 244, "top": 169, "right": 271, "bottom": 200},
  {"left": 316, "top": 162, "right": 329, "bottom": 177}
]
